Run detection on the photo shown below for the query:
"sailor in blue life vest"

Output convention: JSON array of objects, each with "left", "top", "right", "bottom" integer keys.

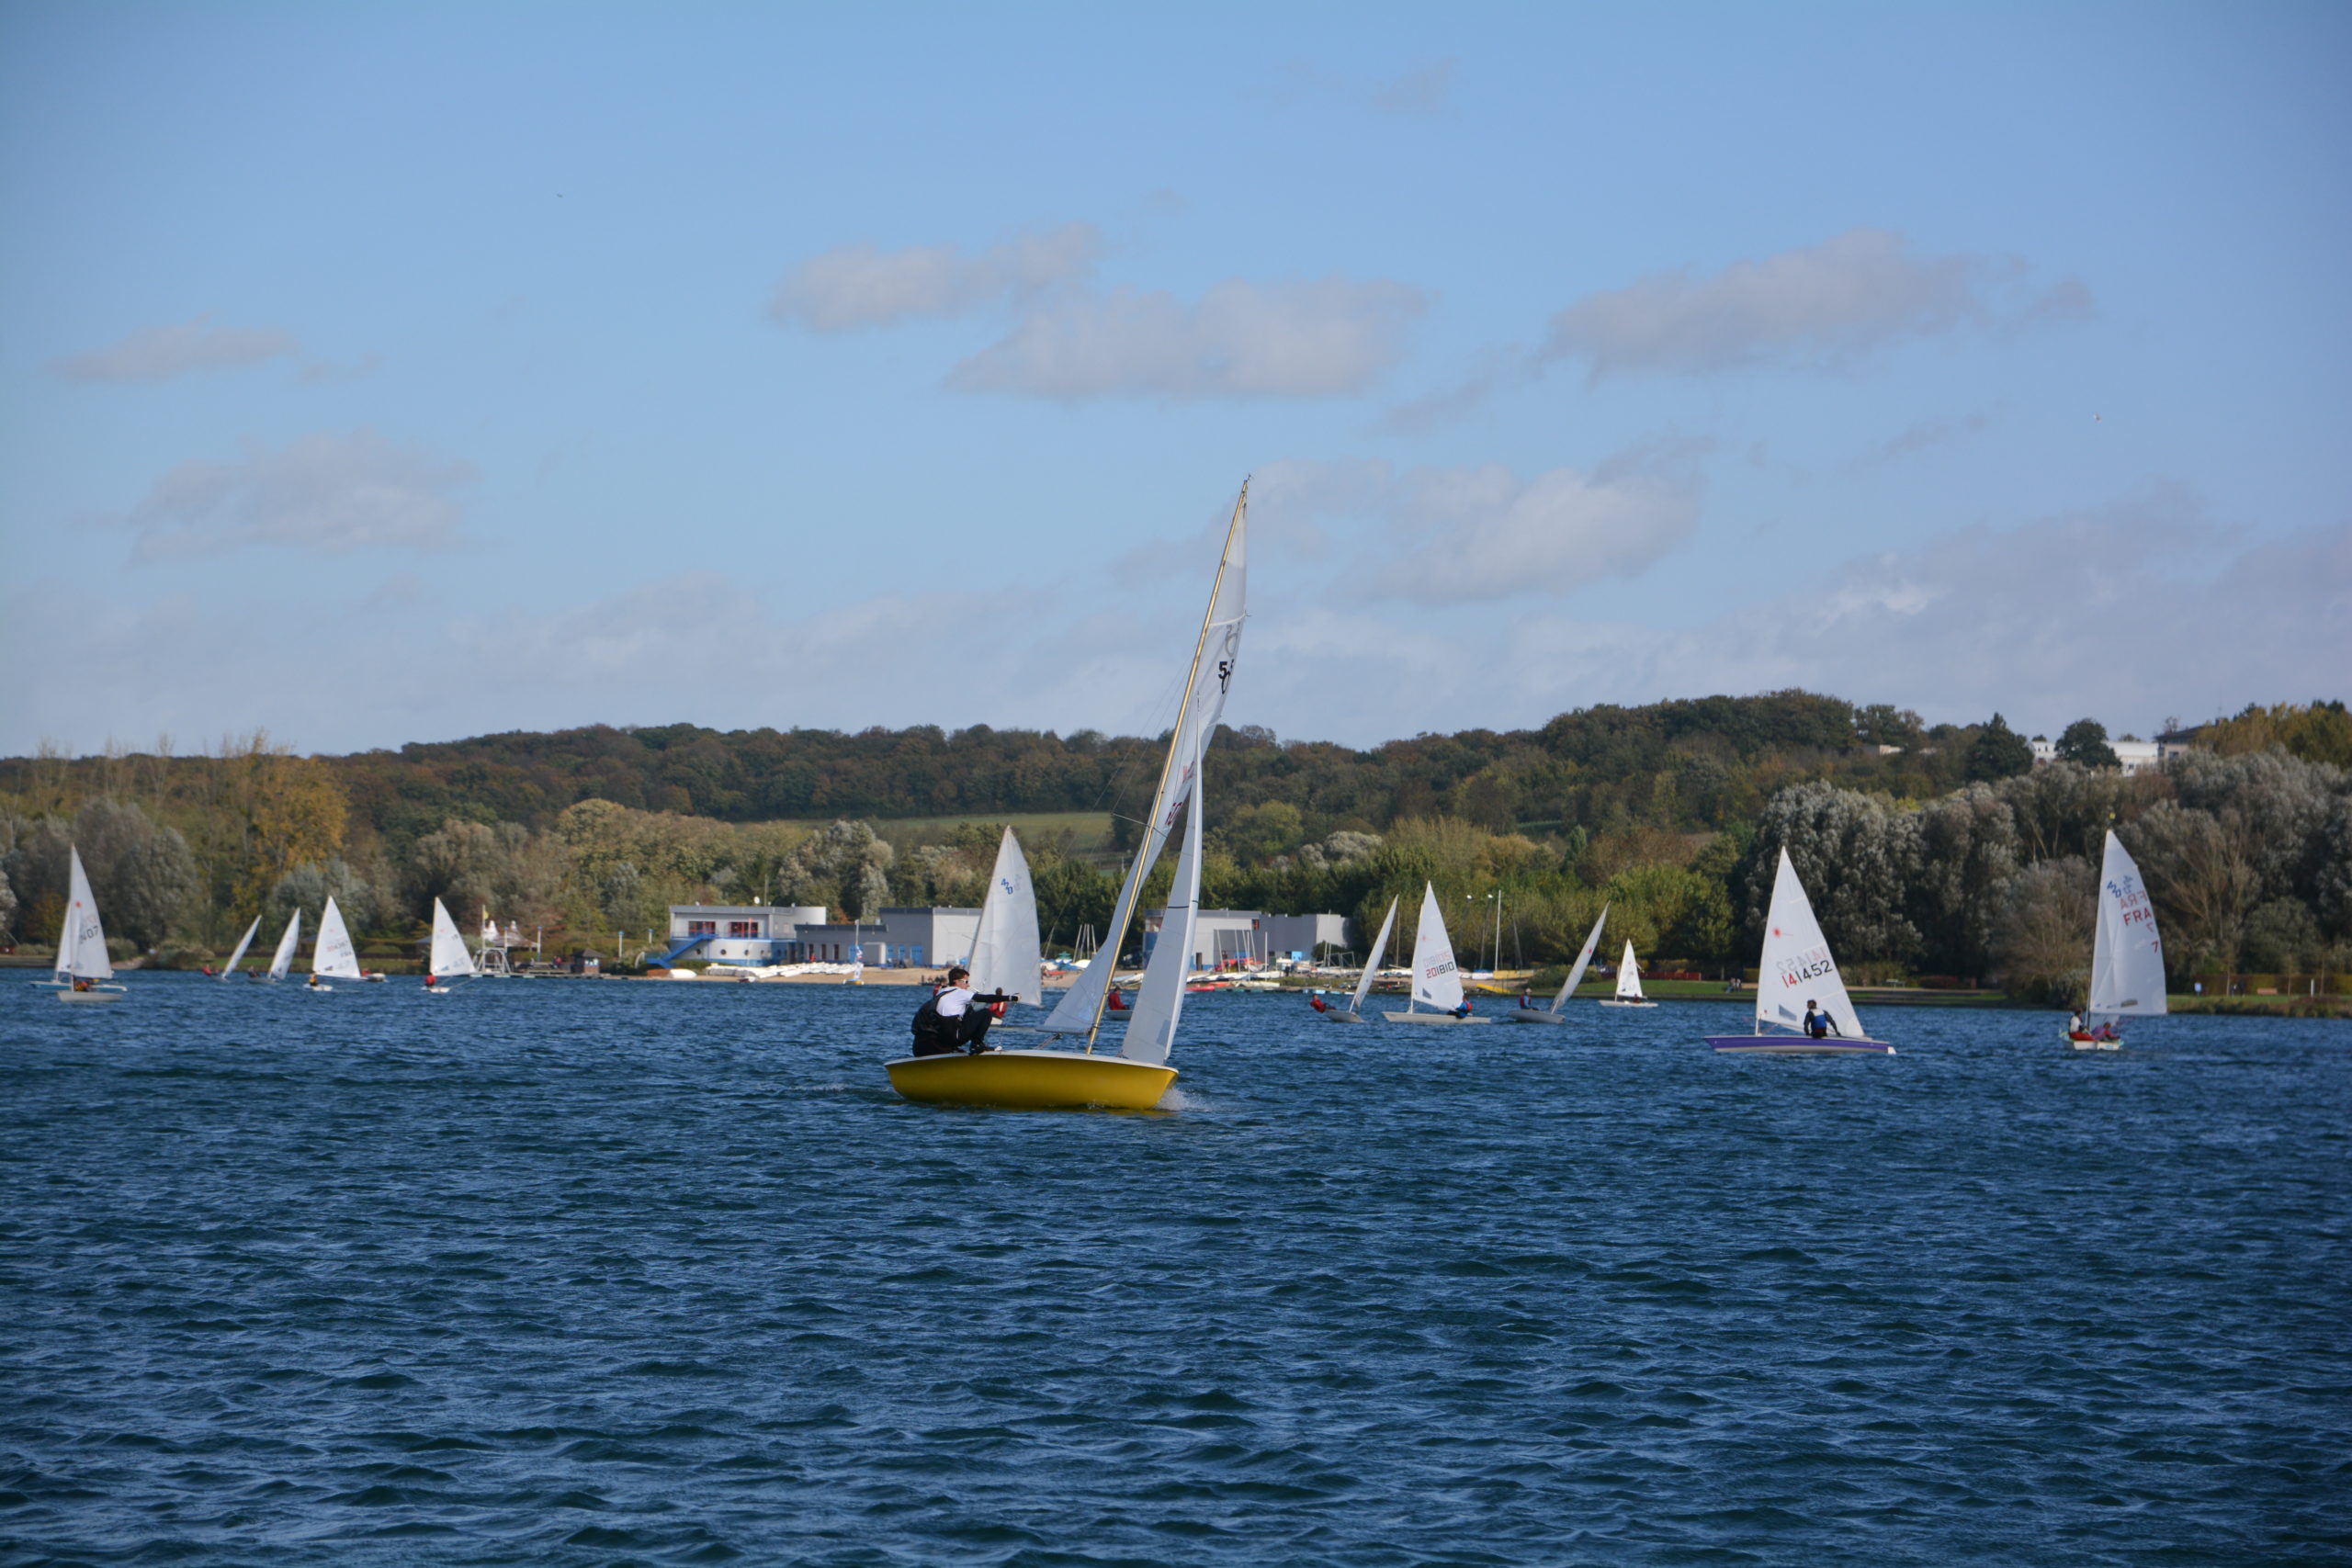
[
  {"left": 913, "top": 965, "right": 1012, "bottom": 1056},
  {"left": 1452, "top": 998, "right": 1473, "bottom": 1020},
  {"left": 1803, "top": 999, "right": 1836, "bottom": 1039}
]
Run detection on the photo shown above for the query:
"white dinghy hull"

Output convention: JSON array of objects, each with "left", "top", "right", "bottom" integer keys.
[
  {"left": 1707, "top": 1034, "right": 1894, "bottom": 1056},
  {"left": 1383, "top": 1010, "right": 1496, "bottom": 1026}
]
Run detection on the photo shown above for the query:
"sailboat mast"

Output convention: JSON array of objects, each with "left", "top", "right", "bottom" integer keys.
[{"left": 1082, "top": 480, "right": 1248, "bottom": 1052}]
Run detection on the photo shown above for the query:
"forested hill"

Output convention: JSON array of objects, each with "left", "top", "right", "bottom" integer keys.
[{"left": 1, "top": 691, "right": 2043, "bottom": 849}]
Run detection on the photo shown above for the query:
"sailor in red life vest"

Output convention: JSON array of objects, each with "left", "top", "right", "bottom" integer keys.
[{"left": 1309, "top": 994, "right": 1329, "bottom": 1013}]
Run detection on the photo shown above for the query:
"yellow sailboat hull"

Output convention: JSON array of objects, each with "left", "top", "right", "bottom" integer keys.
[{"left": 885, "top": 1048, "right": 1178, "bottom": 1111}]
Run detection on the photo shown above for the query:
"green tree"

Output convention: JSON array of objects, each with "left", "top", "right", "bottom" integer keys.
[
  {"left": 2054, "top": 718, "right": 2120, "bottom": 769},
  {"left": 1964, "top": 714, "right": 2034, "bottom": 782}
]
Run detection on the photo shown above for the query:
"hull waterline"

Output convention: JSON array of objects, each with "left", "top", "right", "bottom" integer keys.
[
  {"left": 1706, "top": 1034, "right": 1894, "bottom": 1056},
  {"left": 886, "top": 1048, "right": 1178, "bottom": 1111},
  {"left": 1505, "top": 1008, "right": 1575, "bottom": 1026}
]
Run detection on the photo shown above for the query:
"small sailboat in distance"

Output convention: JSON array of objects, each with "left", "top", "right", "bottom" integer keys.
[
  {"left": 1599, "top": 940, "right": 1658, "bottom": 1009},
  {"left": 1385, "top": 882, "right": 1493, "bottom": 1024},
  {"left": 307, "top": 896, "right": 365, "bottom": 991},
  {"left": 219, "top": 915, "right": 262, "bottom": 981},
  {"left": 263, "top": 909, "right": 301, "bottom": 984},
  {"left": 1706, "top": 849, "right": 1893, "bottom": 1056},
  {"left": 2067, "top": 829, "right": 2165, "bottom": 1050},
  {"left": 424, "top": 898, "right": 475, "bottom": 992},
  {"left": 1317, "top": 896, "right": 1397, "bottom": 1023},
  {"left": 1508, "top": 903, "right": 1608, "bottom": 1026},
  {"left": 42, "top": 847, "right": 126, "bottom": 1002}
]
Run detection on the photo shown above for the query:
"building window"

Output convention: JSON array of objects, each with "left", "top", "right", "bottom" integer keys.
[
  {"left": 687, "top": 920, "right": 717, "bottom": 936},
  {"left": 729, "top": 921, "right": 760, "bottom": 937},
  {"left": 911, "top": 944, "right": 924, "bottom": 966}
]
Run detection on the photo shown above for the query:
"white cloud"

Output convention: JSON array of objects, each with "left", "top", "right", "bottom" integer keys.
[
  {"left": 1543, "top": 228, "right": 2091, "bottom": 379},
  {"left": 116, "top": 429, "right": 476, "bottom": 558},
  {"left": 1250, "top": 455, "right": 1702, "bottom": 601},
  {"left": 51, "top": 313, "right": 300, "bottom": 382},
  {"left": 769, "top": 223, "right": 1101, "bottom": 332},
  {"left": 950, "top": 276, "right": 1428, "bottom": 400}
]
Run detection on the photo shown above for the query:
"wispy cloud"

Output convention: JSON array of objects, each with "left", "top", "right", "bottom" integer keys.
[
  {"left": 1370, "top": 58, "right": 1457, "bottom": 116},
  {"left": 949, "top": 276, "right": 1427, "bottom": 400},
  {"left": 769, "top": 223, "right": 1101, "bottom": 332},
  {"left": 116, "top": 429, "right": 476, "bottom": 558},
  {"left": 1253, "top": 450, "right": 1702, "bottom": 601},
  {"left": 52, "top": 312, "right": 300, "bottom": 383},
  {"left": 1248, "top": 57, "right": 1459, "bottom": 118},
  {"left": 1543, "top": 228, "right": 2091, "bottom": 380},
  {"left": 1860, "top": 406, "right": 2004, "bottom": 467}
]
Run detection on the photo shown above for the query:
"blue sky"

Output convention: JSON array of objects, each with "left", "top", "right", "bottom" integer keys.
[{"left": 4, "top": 2, "right": 2346, "bottom": 758}]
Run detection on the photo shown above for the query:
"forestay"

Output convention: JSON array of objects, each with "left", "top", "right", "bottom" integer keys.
[
  {"left": 966, "top": 828, "right": 1042, "bottom": 1007},
  {"left": 1755, "top": 848, "right": 1861, "bottom": 1038},
  {"left": 1550, "top": 904, "right": 1609, "bottom": 1010},
  {"left": 1123, "top": 760, "right": 1204, "bottom": 1066},
  {"left": 428, "top": 899, "right": 476, "bottom": 979},
  {"left": 2088, "top": 829, "right": 2167, "bottom": 1016},
  {"left": 1409, "top": 882, "right": 1464, "bottom": 1013},
  {"left": 1350, "top": 897, "right": 1399, "bottom": 1013},
  {"left": 267, "top": 910, "right": 302, "bottom": 980},
  {"left": 1039, "top": 487, "right": 1248, "bottom": 1037},
  {"left": 313, "top": 897, "right": 365, "bottom": 980},
  {"left": 56, "top": 848, "right": 113, "bottom": 983}
]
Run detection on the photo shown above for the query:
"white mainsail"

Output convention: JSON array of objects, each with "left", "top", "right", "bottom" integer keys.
[
  {"left": 1040, "top": 486, "right": 1248, "bottom": 1037},
  {"left": 1408, "top": 881, "right": 1464, "bottom": 1013},
  {"left": 1550, "top": 904, "right": 1610, "bottom": 1010},
  {"left": 312, "top": 896, "right": 365, "bottom": 980},
  {"left": 1613, "top": 941, "right": 1646, "bottom": 1001},
  {"left": 965, "top": 827, "right": 1042, "bottom": 1006},
  {"left": 1349, "top": 897, "right": 1399, "bottom": 1013},
  {"left": 220, "top": 915, "right": 262, "bottom": 979},
  {"left": 56, "top": 847, "right": 114, "bottom": 982},
  {"left": 1756, "top": 848, "right": 1861, "bottom": 1039},
  {"left": 1124, "top": 766, "right": 1204, "bottom": 1066},
  {"left": 266, "top": 909, "right": 302, "bottom": 981},
  {"left": 2087, "top": 829, "right": 2166, "bottom": 1017},
  {"left": 428, "top": 898, "right": 475, "bottom": 980}
]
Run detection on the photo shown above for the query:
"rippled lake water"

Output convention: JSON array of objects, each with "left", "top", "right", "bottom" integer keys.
[{"left": 3, "top": 974, "right": 2347, "bottom": 1565}]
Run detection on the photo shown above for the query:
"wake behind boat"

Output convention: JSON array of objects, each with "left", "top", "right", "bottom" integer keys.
[
  {"left": 2067, "top": 830, "right": 2165, "bottom": 1050},
  {"left": 886, "top": 481, "right": 1248, "bottom": 1111},
  {"left": 1706, "top": 849, "right": 1892, "bottom": 1056}
]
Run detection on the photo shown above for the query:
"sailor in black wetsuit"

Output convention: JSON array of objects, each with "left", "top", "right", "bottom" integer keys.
[{"left": 917, "top": 965, "right": 1012, "bottom": 1055}]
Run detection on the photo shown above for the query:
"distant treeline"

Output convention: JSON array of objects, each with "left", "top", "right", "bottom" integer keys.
[{"left": 2, "top": 697, "right": 2346, "bottom": 997}]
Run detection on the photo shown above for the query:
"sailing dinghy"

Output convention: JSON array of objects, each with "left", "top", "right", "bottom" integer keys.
[
  {"left": 1705, "top": 849, "right": 1893, "bottom": 1055},
  {"left": 2067, "top": 830, "right": 2165, "bottom": 1049},
  {"left": 306, "top": 896, "right": 365, "bottom": 991},
  {"left": 1508, "top": 904, "right": 1608, "bottom": 1025},
  {"left": 219, "top": 915, "right": 262, "bottom": 981},
  {"left": 424, "top": 898, "right": 476, "bottom": 991},
  {"left": 42, "top": 847, "right": 126, "bottom": 1002},
  {"left": 1319, "top": 897, "right": 1397, "bottom": 1023},
  {"left": 263, "top": 910, "right": 301, "bottom": 984},
  {"left": 1599, "top": 940, "right": 1657, "bottom": 1009},
  {"left": 1384, "top": 882, "right": 1493, "bottom": 1024},
  {"left": 887, "top": 482, "right": 1248, "bottom": 1111}
]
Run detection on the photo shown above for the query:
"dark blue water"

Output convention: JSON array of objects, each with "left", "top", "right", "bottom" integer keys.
[{"left": 3, "top": 976, "right": 2346, "bottom": 1565}]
